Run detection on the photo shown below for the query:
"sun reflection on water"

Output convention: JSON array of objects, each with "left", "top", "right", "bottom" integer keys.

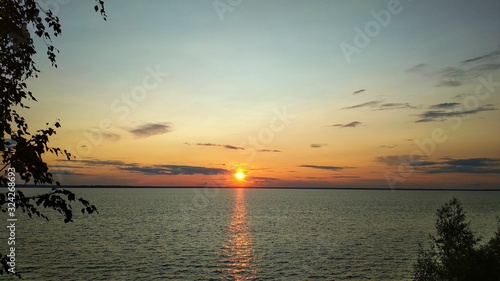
[{"left": 222, "top": 188, "right": 257, "bottom": 280}]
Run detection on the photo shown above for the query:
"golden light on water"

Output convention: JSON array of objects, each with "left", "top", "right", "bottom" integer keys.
[{"left": 222, "top": 188, "right": 256, "bottom": 280}]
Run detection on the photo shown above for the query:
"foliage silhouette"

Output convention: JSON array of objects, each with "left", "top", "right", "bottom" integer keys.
[
  {"left": 413, "top": 198, "right": 500, "bottom": 281},
  {"left": 0, "top": 0, "right": 106, "bottom": 278}
]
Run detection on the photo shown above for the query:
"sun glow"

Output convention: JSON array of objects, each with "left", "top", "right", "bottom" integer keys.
[{"left": 234, "top": 171, "right": 246, "bottom": 181}]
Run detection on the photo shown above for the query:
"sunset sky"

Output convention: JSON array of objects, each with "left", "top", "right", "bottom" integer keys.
[{"left": 23, "top": 0, "right": 500, "bottom": 188}]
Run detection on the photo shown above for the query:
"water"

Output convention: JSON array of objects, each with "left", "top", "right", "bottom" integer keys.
[{"left": 4, "top": 188, "right": 500, "bottom": 280}]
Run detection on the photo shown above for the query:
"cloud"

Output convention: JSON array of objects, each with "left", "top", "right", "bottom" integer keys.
[
  {"left": 332, "top": 121, "right": 362, "bottom": 128},
  {"left": 332, "top": 175, "right": 360, "bottom": 179},
  {"left": 120, "top": 164, "right": 228, "bottom": 176},
  {"left": 405, "top": 63, "right": 429, "bottom": 74},
  {"left": 299, "top": 164, "right": 349, "bottom": 171},
  {"left": 377, "top": 103, "right": 416, "bottom": 110},
  {"left": 436, "top": 67, "right": 467, "bottom": 87},
  {"left": 461, "top": 48, "right": 500, "bottom": 64},
  {"left": 69, "top": 159, "right": 129, "bottom": 166},
  {"left": 424, "top": 158, "right": 500, "bottom": 174},
  {"left": 251, "top": 176, "right": 279, "bottom": 183},
  {"left": 406, "top": 48, "right": 500, "bottom": 88},
  {"left": 429, "top": 102, "right": 461, "bottom": 109},
  {"left": 85, "top": 129, "right": 121, "bottom": 142},
  {"left": 416, "top": 104, "right": 497, "bottom": 123},
  {"left": 376, "top": 155, "right": 500, "bottom": 174},
  {"left": 128, "top": 122, "right": 172, "bottom": 138},
  {"left": 185, "top": 142, "right": 245, "bottom": 150},
  {"left": 437, "top": 47, "right": 500, "bottom": 87},
  {"left": 50, "top": 170, "right": 85, "bottom": 176},
  {"left": 258, "top": 149, "right": 281, "bottom": 152},
  {"left": 341, "top": 100, "right": 382, "bottom": 110},
  {"left": 380, "top": 145, "right": 398, "bottom": 149},
  {"left": 376, "top": 155, "right": 434, "bottom": 167},
  {"left": 342, "top": 100, "right": 417, "bottom": 111},
  {"left": 470, "top": 63, "right": 500, "bottom": 72},
  {"left": 58, "top": 158, "right": 228, "bottom": 176},
  {"left": 310, "top": 143, "right": 327, "bottom": 148},
  {"left": 102, "top": 132, "right": 121, "bottom": 141},
  {"left": 352, "top": 89, "right": 366, "bottom": 95}
]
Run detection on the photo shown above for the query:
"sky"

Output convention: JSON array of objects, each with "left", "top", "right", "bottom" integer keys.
[{"left": 23, "top": 0, "right": 500, "bottom": 188}]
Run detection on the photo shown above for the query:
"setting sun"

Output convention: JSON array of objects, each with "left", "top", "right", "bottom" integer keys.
[{"left": 234, "top": 171, "right": 246, "bottom": 181}]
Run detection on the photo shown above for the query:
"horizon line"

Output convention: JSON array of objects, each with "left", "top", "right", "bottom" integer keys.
[{"left": 17, "top": 185, "right": 500, "bottom": 191}]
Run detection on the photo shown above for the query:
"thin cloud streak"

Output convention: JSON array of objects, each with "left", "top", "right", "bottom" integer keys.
[
  {"left": 185, "top": 142, "right": 245, "bottom": 150},
  {"left": 310, "top": 144, "right": 327, "bottom": 148},
  {"left": 128, "top": 122, "right": 172, "bottom": 138},
  {"left": 299, "top": 164, "right": 351, "bottom": 171},
  {"left": 376, "top": 155, "right": 500, "bottom": 174},
  {"left": 341, "top": 100, "right": 382, "bottom": 110},
  {"left": 416, "top": 104, "right": 497, "bottom": 123},
  {"left": 332, "top": 121, "right": 362, "bottom": 128}
]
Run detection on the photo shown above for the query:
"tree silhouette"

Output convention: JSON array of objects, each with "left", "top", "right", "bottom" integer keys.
[
  {"left": 1, "top": 0, "right": 106, "bottom": 278},
  {"left": 413, "top": 198, "right": 500, "bottom": 281}
]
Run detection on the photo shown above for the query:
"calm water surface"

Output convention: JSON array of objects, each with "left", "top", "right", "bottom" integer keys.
[{"left": 5, "top": 188, "right": 500, "bottom": 280}]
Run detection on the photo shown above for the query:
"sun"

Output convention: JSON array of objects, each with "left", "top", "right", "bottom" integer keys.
[{"left": 234, "top": 171, "right": 246, "bottom": 181}]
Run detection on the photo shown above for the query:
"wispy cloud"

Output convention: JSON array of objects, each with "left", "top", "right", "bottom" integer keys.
[
  {"left": 50, "top": 170, "right": 85, "bottom": 176},
  {"left": 120, "top": 164, "right": 228, "bottom": 175},
  {"left": 258, "top": 149, "right": 281, "bottom": 152},
  {"left": 332, "top": 175, "right": 360, "bottom": 179},
  {"left": 251, "top": 176, "right": 279, "bottom": 183},
  {"left": 310, "top": 143, "right": 327, "bottom": 148},
  {"left": 380, "top": 145, "right": 398, "bottom": 149},
  {"left": 56, "top": 158, "right": 228, "bottom": 176},
  {"left": 377, "top": 103, "right": 416, "bottom": 110},
  {"left": 436, "top": 67, "right": 467, "bottom": 87},
  {"left": 331, "top": 121, "right": 362, "bottom": 128},
  {"left": 85, "top": 129, "right": 121, "bottom": 142},
  {"left": 407, "top": 47, "right": 500, "bottom": 88},
  {"left": 424, "top": 158, "right": 500, "bottom": 174},
  {"left": 470, "top": 63, "right": 500, "bottom": 72},
  {"left": 341, "top": 100, "right": 382, "bottom": 110},
  {"left": 376, "top": 155, "right": 500, "bottom": 174},
  {"left": 102, "top": 132, "right": 121, "bottom": 141},
  {"left": 70, "top": 159, "right": 129, "bottom": 166},
  {"left": 461, "top": 48, "right": 500, "bottom": 64},
  {"left": 299, "top": 164, "right": 351, "bottom": 171},
  {"left": 438, "top": 47, "right": 500, "bottom": 87},
  {"left": 416, "top": 104, "right": 496, "bottom": 123},
  {"left": 405, "top": 63, "right": 429, "bottom": 74},
  {"left": 128, "top": 122, "right": 172, "bottom": 138},
  {"left": 342, "top": 100, "right": 416, "bottom": 111},
  {"left": 376, "top": 155, "right": 431, "bottom": 167},
  {"left": 429, "top": 102, "right": 461, "bottom": 109},
  {"left": 185, "top": 142, "right": 245, "bottom": 150},
  {"left": 352, "top": 89, "right": 366, "bottom": 95}
]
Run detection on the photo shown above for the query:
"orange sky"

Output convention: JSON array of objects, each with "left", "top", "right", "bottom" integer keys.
[{"left": 22, "top": 1, "right": 500, "bottom": 189}]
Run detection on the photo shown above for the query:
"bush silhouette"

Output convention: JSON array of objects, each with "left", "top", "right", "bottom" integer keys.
[{"left": 413, "top": 198, "right": 500, "bottom": 281}]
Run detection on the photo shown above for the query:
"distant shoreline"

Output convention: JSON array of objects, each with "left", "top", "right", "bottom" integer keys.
[{"left": 14, "top": 185, "right": 500, "bottom": 191}]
